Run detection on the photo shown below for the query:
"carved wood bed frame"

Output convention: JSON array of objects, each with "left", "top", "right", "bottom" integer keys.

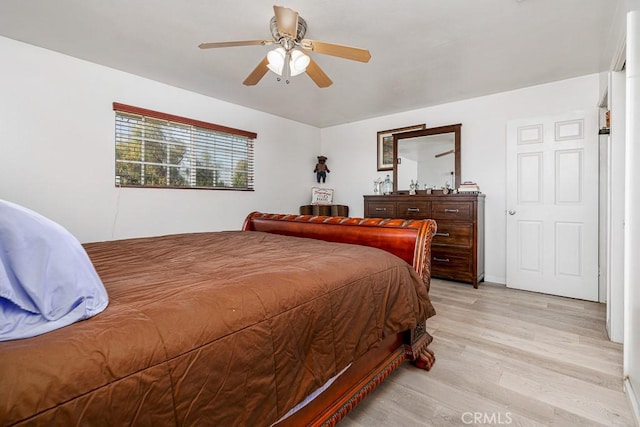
[{"left": 242, "top": 212, "right": 437, "bottom": 426}]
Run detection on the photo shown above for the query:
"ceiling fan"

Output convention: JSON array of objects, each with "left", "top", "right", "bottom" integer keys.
[{"left": 198, "top": 5, "right": 371, "bottom": 88}]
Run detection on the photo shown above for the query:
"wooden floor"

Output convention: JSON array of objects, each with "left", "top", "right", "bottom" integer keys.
[{"left": 342, "top": 279, "right": 635, "bottom": 426}]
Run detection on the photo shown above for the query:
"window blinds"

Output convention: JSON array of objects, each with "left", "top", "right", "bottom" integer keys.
[{"left": 113, "top": 103, "right": 256, "bottom": 191}]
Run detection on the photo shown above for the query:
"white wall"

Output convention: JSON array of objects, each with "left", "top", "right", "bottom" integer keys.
[
  {"left": 0, "top": 36, "right": 321, "bottom": 243},
  {"left": 321, "top": 74, "right": 600, "bottom": 284}
]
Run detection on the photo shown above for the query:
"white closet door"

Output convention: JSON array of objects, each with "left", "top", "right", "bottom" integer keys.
[{"left": 506, "top": 111, "right": 599, "bottom": 301}]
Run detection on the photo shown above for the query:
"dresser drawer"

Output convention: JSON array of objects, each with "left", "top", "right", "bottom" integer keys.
[
  {"left": 431, "top": 250, "right": 472, "bottom": 280},
  {"left": 397, "top": 202, "right": 430, "bottom": 219},
  {"left": 433, "top": 222, "right": 473, "bottom": 247},
  {"left": 366, "top": 202, "right": 396, "bottom": 218},
  {"left": 431, "top": 201, "right": 472, "bottom": 220}
]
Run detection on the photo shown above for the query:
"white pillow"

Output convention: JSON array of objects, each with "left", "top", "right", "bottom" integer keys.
[{"left": 0, "top": 199, "right": 108, "bottom": 341}]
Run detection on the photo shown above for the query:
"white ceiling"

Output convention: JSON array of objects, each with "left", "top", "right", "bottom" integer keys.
[{"left": 0, "top": 0, "right": 620, "bottom": 128}]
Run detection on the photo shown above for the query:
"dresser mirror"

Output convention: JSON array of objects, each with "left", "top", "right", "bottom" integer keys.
[{"left": 392, "top": 124, "right": 461, "bottom": 193}]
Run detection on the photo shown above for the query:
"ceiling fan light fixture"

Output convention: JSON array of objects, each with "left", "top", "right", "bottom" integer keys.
[
  {"left": 289, "top": 49, "right": 310, "bottom": 76},
  {"left": 266, "top": 47, "right": 309, "bottom": 78},
  {"left": 266, "top": 47, "right": 286, "bottom": 75}
]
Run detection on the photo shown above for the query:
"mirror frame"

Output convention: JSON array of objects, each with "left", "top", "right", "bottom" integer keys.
[{"left": 392, "top": 123, "right": 461, "bottom": 193}]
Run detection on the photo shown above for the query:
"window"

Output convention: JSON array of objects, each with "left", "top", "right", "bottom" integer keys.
[{"left": 113, "top": 103, "right": 256, "bottom": 190}]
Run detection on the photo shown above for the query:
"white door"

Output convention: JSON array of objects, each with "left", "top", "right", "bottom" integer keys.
[{"left": 506, "top": 111, "right": 599, "bottom": 301}]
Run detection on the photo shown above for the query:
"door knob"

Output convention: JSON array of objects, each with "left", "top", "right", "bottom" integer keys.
[{"left": 508, "top": 210, "right": 516, "bottom": 215}]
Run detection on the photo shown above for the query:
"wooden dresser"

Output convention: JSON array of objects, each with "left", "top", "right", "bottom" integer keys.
[{"left": 363, "top": 193, "right": 485, "bottom": 287}]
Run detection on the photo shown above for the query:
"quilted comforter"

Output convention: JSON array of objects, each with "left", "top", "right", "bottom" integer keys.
[{"left": 0, "top": 230, "right": 434, "bottom": 426}]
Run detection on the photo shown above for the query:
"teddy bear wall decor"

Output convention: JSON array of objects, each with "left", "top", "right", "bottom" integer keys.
[{"left": 314, "top": 156, "right": 330, "bottom": 183}]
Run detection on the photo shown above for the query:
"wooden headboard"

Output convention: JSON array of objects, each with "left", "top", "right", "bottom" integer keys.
[{"left": 242, "top": 212, "right": 437, "bottom": 281}]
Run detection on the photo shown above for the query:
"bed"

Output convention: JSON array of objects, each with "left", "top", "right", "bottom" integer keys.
[{"left": 0, "top": 211, "right": 437, "bottom": 426}]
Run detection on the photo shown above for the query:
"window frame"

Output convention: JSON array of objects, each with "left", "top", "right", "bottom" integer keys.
[{"left": 113, "top": 102, "right": 257, "bottom": 191}]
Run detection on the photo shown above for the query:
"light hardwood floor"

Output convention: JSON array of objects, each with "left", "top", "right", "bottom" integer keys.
[{"left": 342, "top": 279, "right": 636, "bottom": 426}]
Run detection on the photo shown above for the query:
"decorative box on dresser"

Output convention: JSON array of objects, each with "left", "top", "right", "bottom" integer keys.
[{"left": 364, "top": 193, "right": 485, "bottom": 287}]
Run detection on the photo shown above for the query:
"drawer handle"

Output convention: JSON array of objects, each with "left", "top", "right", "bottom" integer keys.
[
  {"left": 375, "top": 207, "right": 387, "bottom": 211},
  {"left": 444, "top": 209, "right": 459, "bottom": 213},
  {"left": 435, "top": 232, "right": 450, "bottom": 237},
  {"left": 434, "top": 257, "right": 450, "bottom": 262},
  {"left": 406, "top": 207, "right": 421, "bottom": 213}
]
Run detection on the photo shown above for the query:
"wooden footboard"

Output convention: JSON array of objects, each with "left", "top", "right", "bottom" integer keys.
[{"left": 242, "top": 212, "right": 437, "bottom": 426}]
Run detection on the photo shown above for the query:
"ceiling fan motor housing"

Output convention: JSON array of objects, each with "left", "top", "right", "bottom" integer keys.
[{"left": 270, "top": 15, "right": 307, "bottom": 43}]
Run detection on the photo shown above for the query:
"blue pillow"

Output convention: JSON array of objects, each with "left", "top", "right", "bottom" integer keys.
[{"left": 0, "top": 199, "right": 108, "bottom": 341}]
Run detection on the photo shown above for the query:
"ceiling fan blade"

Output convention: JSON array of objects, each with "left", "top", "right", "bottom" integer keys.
[
  {"left": 243, "top": 57, "right": 270, "bottom": 86},
  {"left": 306, "top": 58, "right": 332, "bottom": 88},
  {"left": 301, "top": 39, "right": 371, "bottom": 63},
  {"left": 199, "top": 40, "right": 273, "bottom": 49},
  {"left": 273, "top": 5, "right": 299, "bottom": 39},
  {"left": 435, "top": 149, "right": 455, "bottom": 158}
]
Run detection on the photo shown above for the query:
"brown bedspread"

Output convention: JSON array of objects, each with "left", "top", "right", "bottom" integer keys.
[{"left": 0, "top": 231, "right": 435, "bottom": 426}]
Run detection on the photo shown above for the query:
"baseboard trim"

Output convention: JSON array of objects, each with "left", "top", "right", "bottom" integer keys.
[
  {"left": 625, "top": 377, "right": 640, "bottom": 427},
  {"left": 484, "top": 275, "right": 506, "bottom": 285}
]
